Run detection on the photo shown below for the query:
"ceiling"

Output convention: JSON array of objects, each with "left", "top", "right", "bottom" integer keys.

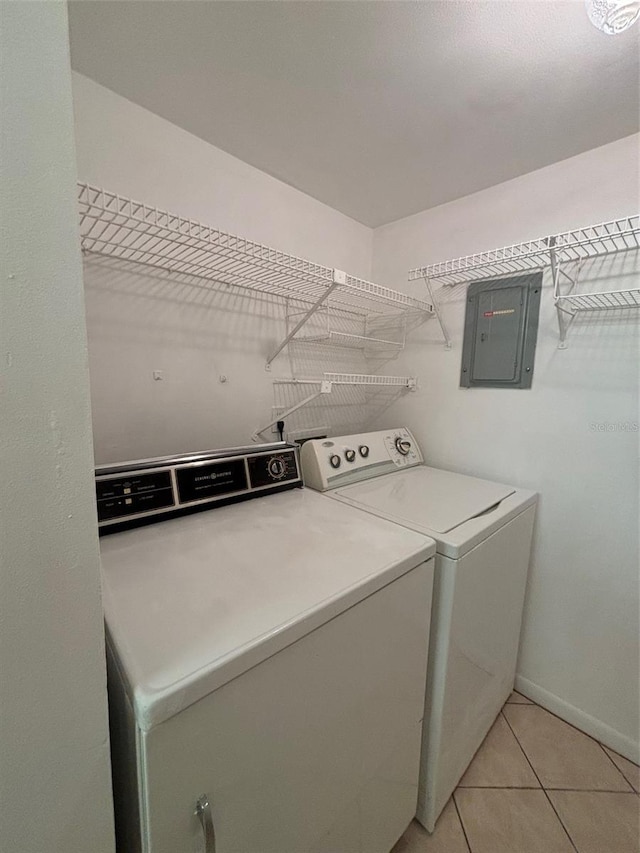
[{"left": 68, "top": 1, "right": 640, "bottom": 228}]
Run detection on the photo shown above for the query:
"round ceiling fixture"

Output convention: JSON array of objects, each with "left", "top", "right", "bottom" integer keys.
[{"left": 586, "top": 0, "right": 640, "bottom": 33}]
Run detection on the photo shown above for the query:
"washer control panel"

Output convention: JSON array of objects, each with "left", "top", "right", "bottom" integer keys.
[{"left": 300, "top": 428, "right": 423, "bottom": 491}]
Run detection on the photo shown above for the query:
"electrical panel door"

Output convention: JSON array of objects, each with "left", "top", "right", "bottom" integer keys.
[{"left": 460, "top": 272, "right": 542, "bottom": 389}]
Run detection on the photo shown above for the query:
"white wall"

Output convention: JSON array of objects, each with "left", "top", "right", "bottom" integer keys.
[
  {"left": 372, "top": 135, "right": 640, "bottom": 761},
  {"left": 0, "top": 5, "right": 114, "bottom": 852},
  {"left": 72, "top": 73, "right": 373, "bottom": 463}
]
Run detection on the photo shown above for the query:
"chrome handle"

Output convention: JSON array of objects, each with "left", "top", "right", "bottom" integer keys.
[{"left": 195, "top": 794, "right": 216, "bottom": 853}]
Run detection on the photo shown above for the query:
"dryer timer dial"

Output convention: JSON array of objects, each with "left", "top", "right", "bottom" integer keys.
[
  {"left": 395, "top": 437, "right": 412, "bottom": 456},
  {"left": 267, "top": 457, "right": 287, "bottom": 479}
]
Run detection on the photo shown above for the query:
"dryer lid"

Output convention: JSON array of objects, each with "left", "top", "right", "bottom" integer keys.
[
  {"left": 334, "top": 466, "right": 515, "bottom": 534},
  {"left": 100, "top": 488, "right": 435, "bottom": 730}
]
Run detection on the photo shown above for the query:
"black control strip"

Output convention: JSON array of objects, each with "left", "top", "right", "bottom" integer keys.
[{"left": 96, "top": 443, "right": 302, "bottom": 533}]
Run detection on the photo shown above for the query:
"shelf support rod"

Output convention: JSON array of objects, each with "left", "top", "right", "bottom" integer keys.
[
  {"left": 252, "top": 382, "right": 333, "bottom": 441},
  {"left": 265, "top": 275, "right": 344, "bottom": 369},
  {"left": 423, "top": 275, "right": 452, "bottom": 349},
  {"left": 550, "top": 238, "right": 584, "bottom": 350},
  {"left": 549, "top": 237, "right": 570, "bottom": 349}
]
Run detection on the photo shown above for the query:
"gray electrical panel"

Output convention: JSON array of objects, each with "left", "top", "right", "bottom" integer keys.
[{"left": 460, "top": 272, "right": 542, "bottom": 389}]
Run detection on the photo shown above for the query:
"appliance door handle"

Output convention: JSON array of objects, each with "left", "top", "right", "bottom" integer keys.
[{"left": 195, "top": 794, "right": 216, "bottom": 853}]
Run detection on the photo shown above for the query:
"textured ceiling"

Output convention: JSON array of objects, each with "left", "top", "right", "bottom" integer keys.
[{"left": 68, "top": 1, "right": 640, "bottom": 227}]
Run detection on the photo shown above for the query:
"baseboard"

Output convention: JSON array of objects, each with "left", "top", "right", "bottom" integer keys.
[{"left": 514, "top": 675, "right": 640, "bottom": 765}]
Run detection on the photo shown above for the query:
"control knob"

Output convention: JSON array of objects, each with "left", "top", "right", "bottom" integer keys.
[
  {"left": 395, "top": 437, "right": 412, "bottom": 456},
  {"left": 267, "top": 457, "right": 287, "bottom": 480},
  {"left": 345, "top": 449, "right": 356, "bottom": 463},
  {"left": 329, "top": 454, "right": 341, "bottom": 469},
  {"left": 359, "top": 445, "right": 369, "bottom": 458}
]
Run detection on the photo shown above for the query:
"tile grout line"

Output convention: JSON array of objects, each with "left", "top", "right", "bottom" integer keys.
[
  {"left": 452, "top": 790, "right": 474, "bottom": 853},
  {"left": 503, "top": 700, "right": 638, "bottom": 768},
  {"left": 500, "top": 708, "right": 580, "bottom": 853},
  {"left": 457, "top": 785, "right": 542, "bottom": 790},
  {"left": 499, "top": 709, "right": 544, "bottom": 789},
  {"left": 457, "top": 784, "right": 636, "bottom": 793},
  {"left": 504, "top": 700, "right": 636, "bottom": 794},
  {"left": 595, "top": 741, "right": 638, "bottom": 793},
  {"left": 505, "top": 693, "right": 534, "bottom": 705},
  {"left": 540, "top": 792, "right": 581, "bottom": 853}
]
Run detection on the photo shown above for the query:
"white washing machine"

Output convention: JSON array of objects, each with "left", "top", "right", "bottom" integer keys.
[
  {"left": 300, "top": 429, "right": 537, "bottom": 832},
  {"left": 97, "top": 442, "right": 436, "bottom": 853}
]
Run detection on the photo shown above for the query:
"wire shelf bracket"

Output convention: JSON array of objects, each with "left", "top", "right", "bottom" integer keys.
[
  {"left": 408, "top": 215, "right": 640, "bottom": 349},
  {"left": 286, "top": 301, "right": 410, "bottom": 355},
  {"left": 252, "top": 384, "right": 333, "bottom": 441},
  {"left": 264, "top": 273, "right": 343, "bottom": 369},
  {"left": 422, "top": 274, "right": 452, "bottom": 350}
]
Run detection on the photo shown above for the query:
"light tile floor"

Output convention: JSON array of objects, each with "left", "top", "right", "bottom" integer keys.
[{"left": 392, "top": 692, "right": 640, "bottom": 853}]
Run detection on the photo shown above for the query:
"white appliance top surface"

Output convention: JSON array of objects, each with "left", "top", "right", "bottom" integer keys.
[
  {"left": 100, "top": 488, "right": 435, "bottom": 729},
  {"left": 335, "top": 466, "right": 515, "bottom": 536}
]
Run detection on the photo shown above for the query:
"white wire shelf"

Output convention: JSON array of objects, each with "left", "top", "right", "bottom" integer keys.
[
  {"left": 287, "top": 301, "right": 410, "bottom": 356},
  {"left": 408, "top": 214, "right": 640, "bottom": 348},
  {"left": 254, "top": 374, "right": 416, "bottom": 440},
  {"left": 78, "top": 183, "right": 433, "bottom": 318},
  {"left": 408, "top": 215, "right": 640, "bottom": 286},
  {"left": 295, "top": 331, "right": 405, "bottom": 351},
  {"left": 556, "top": 288, "right": 640, "bottom": 311},
  {"left": 274, "top": 373, "right": 416, "bottom": 387}
]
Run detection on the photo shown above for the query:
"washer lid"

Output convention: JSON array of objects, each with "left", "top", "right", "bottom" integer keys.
[
  {"left": 100, "top": 488, "right": 435, "bottom": 731},
  {"left": 335, "top": 466, "right": 515, "bottom": 534}
]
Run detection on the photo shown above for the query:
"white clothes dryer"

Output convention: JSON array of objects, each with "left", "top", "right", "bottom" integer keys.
[
  {"left": 97, "top": 442, "right": 436, "bottom": 853},
  {"left": 301, "top": 429, "right": 537, "bottom": 831}
]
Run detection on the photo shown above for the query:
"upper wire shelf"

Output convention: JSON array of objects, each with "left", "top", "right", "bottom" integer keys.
[
  {"left": 78, "top": 184, "right": 434, "bottom": 318},
  {"left": 408, "top": 214, "right": 640, "bottom": 348},
  {"left": 408, "top": 215, "right": 640, "bottom": 286}
]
